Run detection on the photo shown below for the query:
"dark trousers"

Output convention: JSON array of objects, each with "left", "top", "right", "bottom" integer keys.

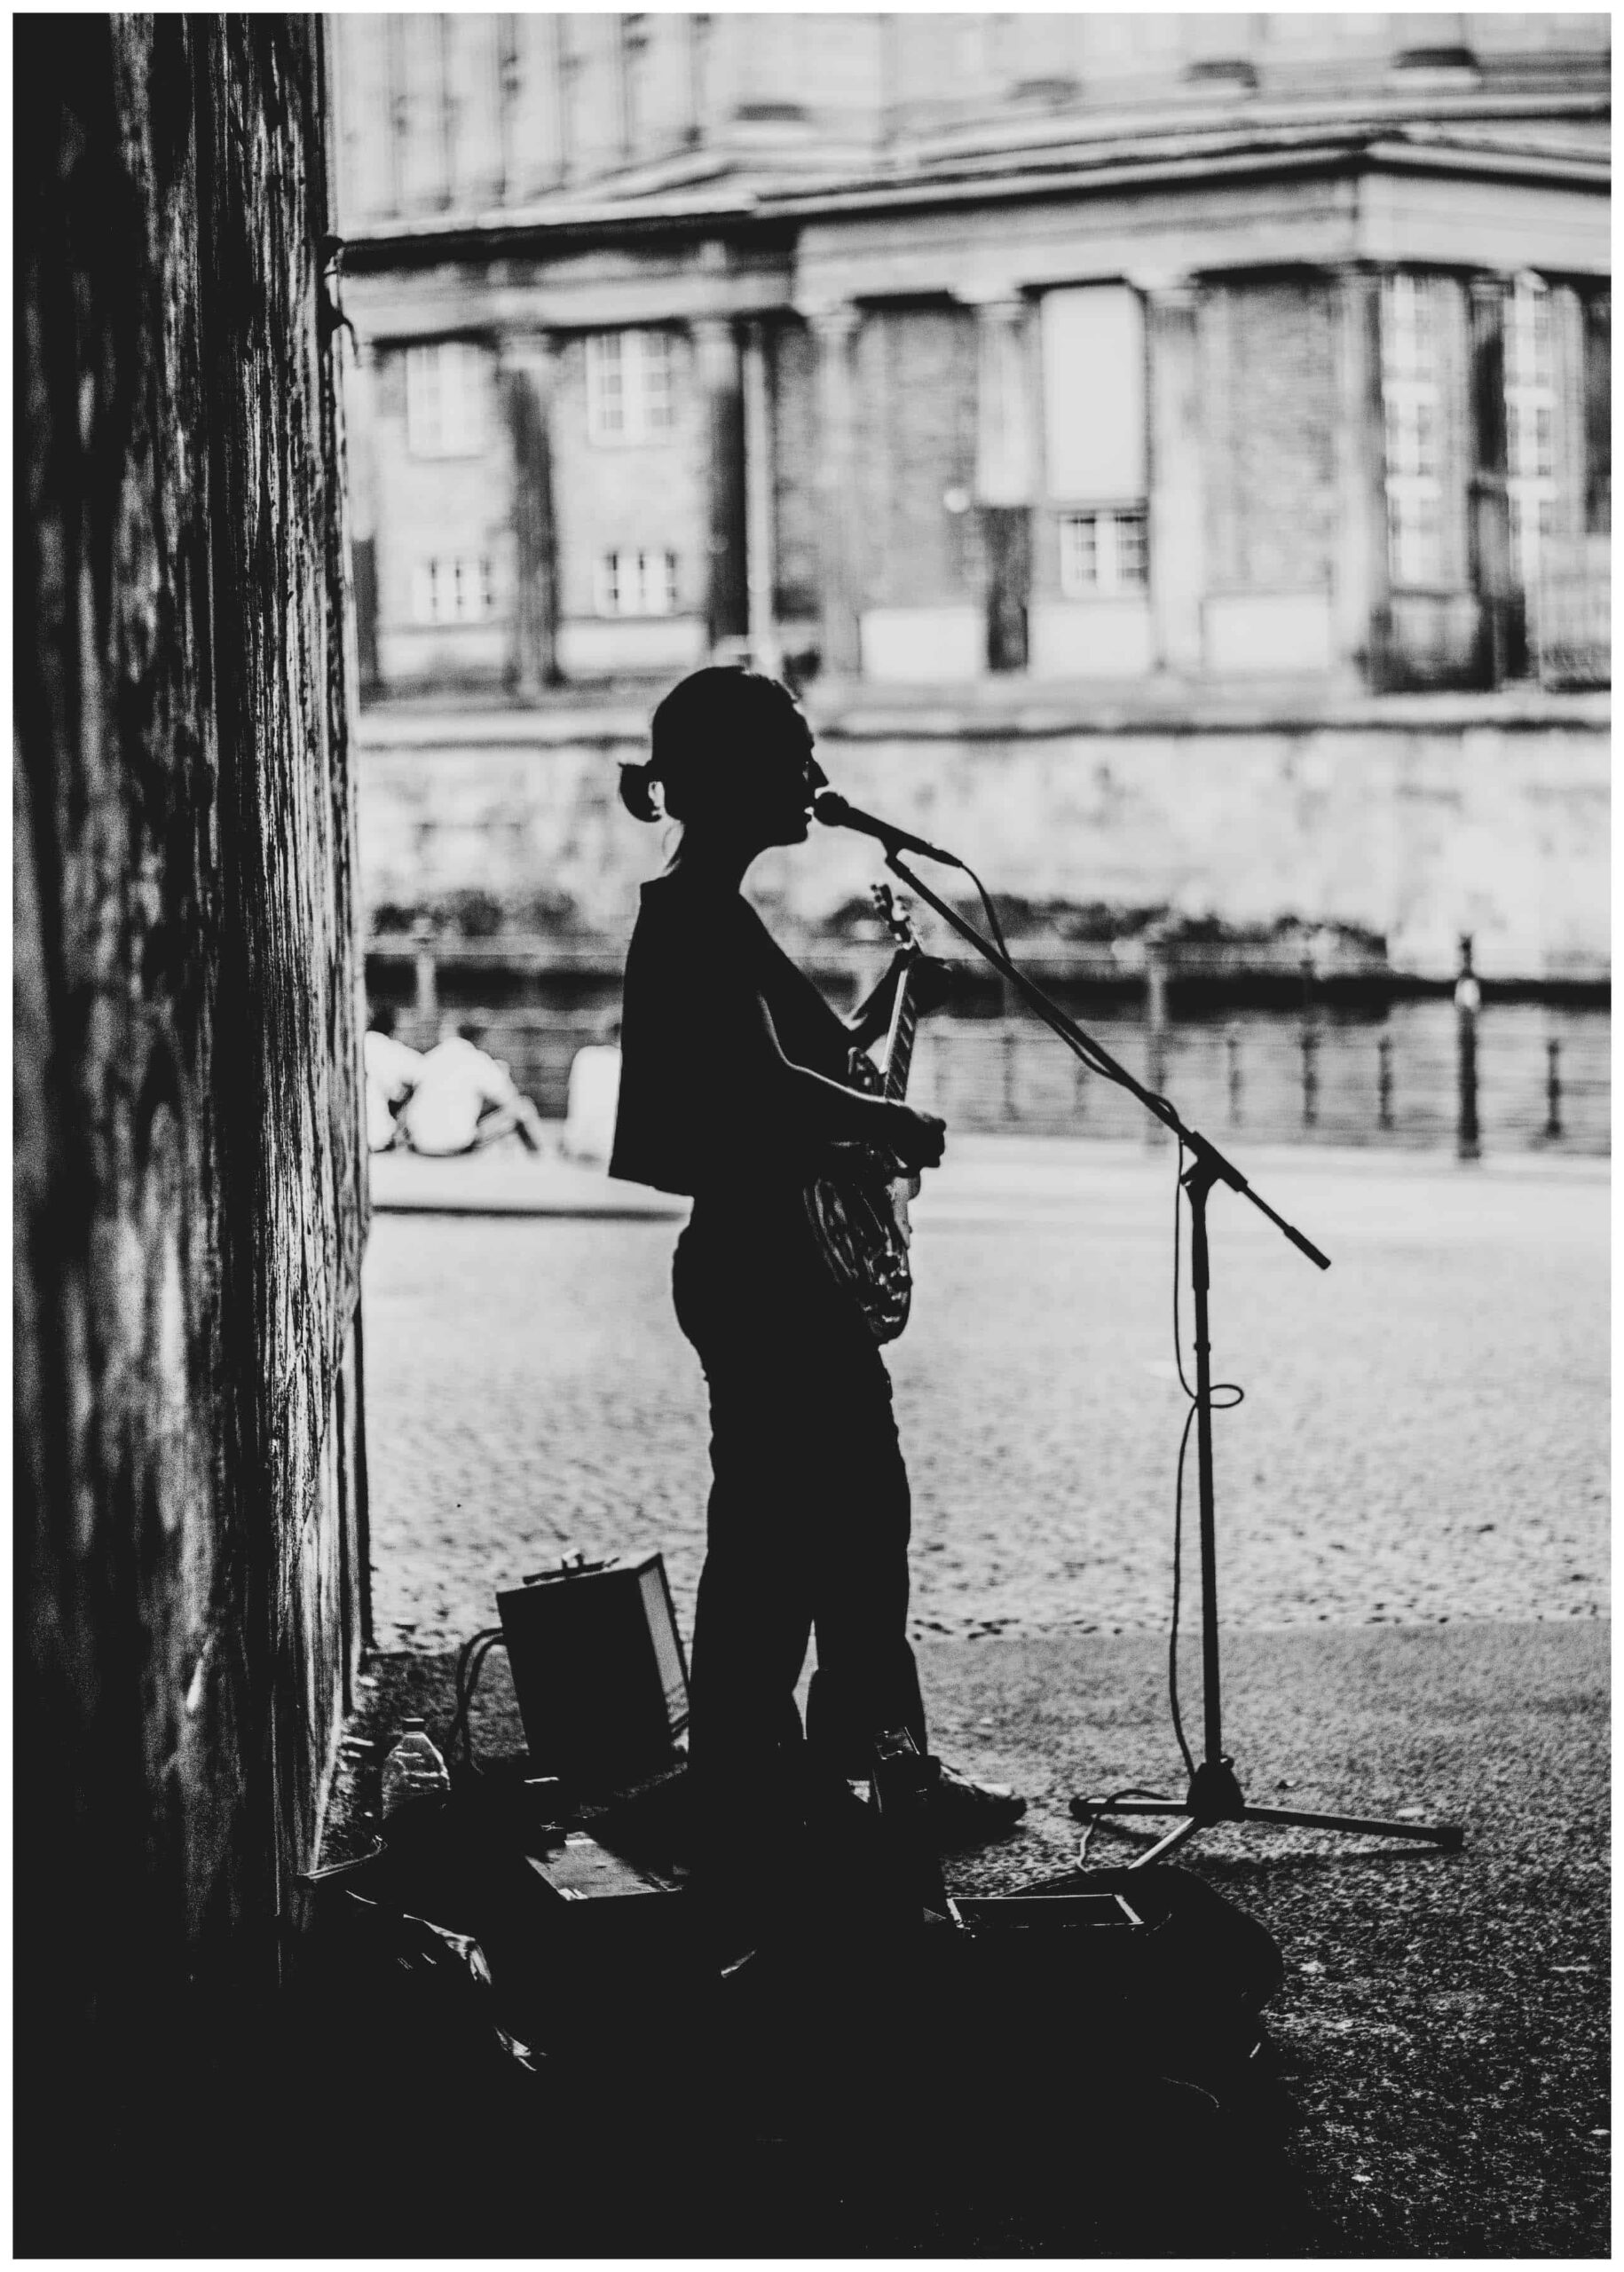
[{"left": 673, "top": 1194, "right": 927, "bottom": 1850}]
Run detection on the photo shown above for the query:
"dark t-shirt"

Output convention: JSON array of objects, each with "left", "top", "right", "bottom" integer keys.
[{"left": 608, "top": 872, "right": 855, "bottom": 1197}]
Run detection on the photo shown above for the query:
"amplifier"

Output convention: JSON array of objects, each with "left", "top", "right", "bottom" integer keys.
[{"left": 496, "top": 1552, "right": 690, "bottom": 1787}]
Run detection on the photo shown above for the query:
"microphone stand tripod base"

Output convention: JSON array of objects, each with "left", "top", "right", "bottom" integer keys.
[{"left": 1071, "top": 1762, "right": 1464, "bottom": 1870}]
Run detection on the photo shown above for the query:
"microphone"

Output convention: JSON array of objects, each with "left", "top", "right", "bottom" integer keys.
[{"left": 812, "top": 791, "right": 964, "bottom": 870}]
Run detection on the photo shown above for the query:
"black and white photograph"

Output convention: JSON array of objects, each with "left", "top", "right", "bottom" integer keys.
[{"left": 15, "top": 8, "right": 1609, "bottom": 2258}]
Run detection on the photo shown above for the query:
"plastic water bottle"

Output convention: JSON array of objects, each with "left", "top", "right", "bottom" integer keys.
[{"left": 381, "top": 1716, "right": 451, "bottom": 1820}]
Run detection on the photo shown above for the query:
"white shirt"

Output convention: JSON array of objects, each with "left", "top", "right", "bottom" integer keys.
[
  {"left": 563, "top": 1044, "right": 622, "bottom": 1163},
  {"left": 364, "top": 1030, "right": 424, "bottom": 1152},
  {"left": 398, "top": 1035, "right": 518, "bottom": 1156}
]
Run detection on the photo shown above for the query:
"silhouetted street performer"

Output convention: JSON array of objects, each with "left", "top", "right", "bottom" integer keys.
[{"left": 610, "top": 667, "right": 1025, "bottom": 1933}]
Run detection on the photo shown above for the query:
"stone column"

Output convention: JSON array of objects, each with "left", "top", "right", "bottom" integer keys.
[
  {"left": 345, "top": 351, "right": 382, "bottom": 693},
  {"left": 806, "top": 300, "right": 863, "bottom": 677},
  {"left": 500, "top": 333, "right": 560, "bottom": 693},
  {"left": 969, "top": 293, "right": 1033, "bottom": 674},
  {"left": 1467, "top": 273, "right": 1521, "bottom": 684},
  {"left": 692, "top": 316, "right": 748, "bottom": 653},
  {"left": 1143, "top": 276, "right": 1204, "bottom": 677},
  {"left": 1331, "top": 264, "right": 1389, "bottom": 685},
  {"left": 1581, "top": 285, "right": 1610, "bottom": 536},
  {"left": 741, "top": 319, "right": 781, "bottom": 675}
]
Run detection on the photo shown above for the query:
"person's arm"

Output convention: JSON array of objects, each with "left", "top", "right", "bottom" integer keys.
[
  {"left": 473, "top": 1051, "right": 520, "bottom": 1109},
  {"left": 744, "top": 990, "right": 944, "bottom": 1169},
  {"left": 845, "top": 951, "right": 955, "bottom": 1049}
]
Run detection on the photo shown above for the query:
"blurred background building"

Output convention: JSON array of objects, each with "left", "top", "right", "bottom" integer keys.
[{"left": 332, "top": 12, "right": 1610, "bottom": 1149}]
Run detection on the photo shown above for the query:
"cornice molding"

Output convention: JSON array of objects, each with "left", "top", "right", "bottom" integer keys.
[{"left": 341, "top": 122, "right": 1608, "bottom": 274}]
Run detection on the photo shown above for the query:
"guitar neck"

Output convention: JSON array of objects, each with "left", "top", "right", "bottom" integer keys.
[{"left": 881, "top": 961, "right": 920, "bottom": 1101}]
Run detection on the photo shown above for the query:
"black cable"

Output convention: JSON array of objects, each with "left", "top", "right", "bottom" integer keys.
[
  {"left": 1167, "top": 1140, "right": 1245, "bottom": 1785},
  {"left": 448, "top": 1625, "right": 506, "bottom": 1772},
  {"left": 958, "top": 857, "right": 1011, "bottom": 966},
  {"left": 1168, "top": 1401, "right": 1199, "bottom": 1782},
  {"left": 935, "top": 856, "right": 1171, "bottom": 1112},
  {"left": 1075, "top": 1786, "right": 1180, "bottom": 1867},
  {"left": 925, "top": 867, "right": 1244, "bottom": 1813}
]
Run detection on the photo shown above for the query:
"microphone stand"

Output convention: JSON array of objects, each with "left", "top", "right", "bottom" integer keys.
[{"left": 884, "top": 848, "right": 1463, "bottom": 1867}]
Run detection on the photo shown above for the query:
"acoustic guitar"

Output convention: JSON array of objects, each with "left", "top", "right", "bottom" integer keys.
[{"left": 803, "top": 884, "right": 925, "bottom": 1344}]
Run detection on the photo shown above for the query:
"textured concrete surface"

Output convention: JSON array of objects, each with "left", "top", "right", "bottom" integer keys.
[
  {"left": 363, "top": 1137, "right": 1608, "bottom": 1653},
  {"left": 351, "top": 1136, "right": 1607, "bottom": 2255},
  {"left": 325, "top": 1616, "right": 1608, "bottom": 2258}
]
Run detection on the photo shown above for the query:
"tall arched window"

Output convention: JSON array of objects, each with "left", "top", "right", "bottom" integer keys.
[{"left": 1383, "top": 273, "right": 1444, "bottom": 586}]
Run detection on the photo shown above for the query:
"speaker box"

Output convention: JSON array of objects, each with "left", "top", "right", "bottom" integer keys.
[{"left": 496, "top": 1553, "right": 690, "bottom": 1787}]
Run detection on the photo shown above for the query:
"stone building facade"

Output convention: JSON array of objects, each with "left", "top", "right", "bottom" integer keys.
[
  {"left": 16, "top": 19, "right": 366, "bottom": 2247},
  {"left": 334, "top": 13, "right": 1610, "bottom": 982}
]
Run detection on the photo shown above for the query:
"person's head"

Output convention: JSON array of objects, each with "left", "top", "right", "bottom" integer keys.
[
  {"left": 619, "top": 667, "right": 824, "bottom": 861},
  {"left": 371, "top": 1002, "right": 399, "bottom": 1038}
]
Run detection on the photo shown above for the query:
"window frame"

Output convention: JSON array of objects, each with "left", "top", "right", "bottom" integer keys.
[
  {"left": 585, "top": 328, "right": 677, "bottom": 445},
  {"left": 404, "top": 341, "right": 488, "bottom": 461},
  {"left": 410, "top": 552, "right": 503, "bottom": 627},
  {"left": 1058, "top": 508, "right": 1149, "bottom": 600},
  {"left": 1505, "top": 273, "right": 1560, "bottom": 590},
  {"left": 1381, "top": 272, "right": 1447, "bottom": 588},
  {"left": 595, "top": 548, "right": 680, "bottom": 618}
]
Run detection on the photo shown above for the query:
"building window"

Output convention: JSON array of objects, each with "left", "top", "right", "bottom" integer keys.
[
  {"left": 595, "top": 549, "right": 679, "bottom": 616},
  {"left": 586, "top": 329, "right": 675, "bottom": 442},
  {"left": 1382, "top": 273, "right": 1444, "bottom": 585},
  {"left": 405, "top": 342, "right": 487, "bottom": 458},
  {"left": 411, "top": 555, "right": 502, "bottom": 626},
  {"left": 1041, "top": 284, "right": 1147, "bottom": 505},
  {"left": 1506, "top": 274, "right": 1558, "bottom": 588},
  {"left": 1059, "top": 510, "right": 1147, "bottom": 598}
]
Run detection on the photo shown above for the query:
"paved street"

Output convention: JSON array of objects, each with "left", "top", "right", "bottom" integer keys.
[{"left": 362, "top": 1137, "right": 1608, "bottom": 1653}]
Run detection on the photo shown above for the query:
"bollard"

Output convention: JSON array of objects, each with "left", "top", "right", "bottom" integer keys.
[
  {"left": 413, "top": 928, "right": 438, "bottom": 1037},
  {"left": 1144, "top": 931, "right": 1171, "bottom": 1142},
  {"left": 1545, "top": 1037, "right": 1563, "bottom": 1140},
  {"left": 1299, "top": 1027, "right": 1317, "bottom": 1131},
  {"left": 1226, "top": 1023, "right": 1242, "bottom": 1125},
  {"left": 1001, "top": 1019, "right": 1018, "bottom": 1122},
  {"left": 1377, "top": 1033, "right": 1393, "bottom": 1132},
  {"left": 1455, "top": 934, "right": 1481, "bottom": 1162}
]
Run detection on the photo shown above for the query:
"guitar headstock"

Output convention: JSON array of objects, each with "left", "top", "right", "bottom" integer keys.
[{"left": 870, "top": 881, "right": 919, "bottom": 952}]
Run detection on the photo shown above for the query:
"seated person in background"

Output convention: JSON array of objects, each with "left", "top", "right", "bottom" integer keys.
[
  {"left": 398, "top": 1016, "right": 547, "bottom": 1157},
  {"left": 562, "top": 1018, "right": 622, "bottom": 1164},
  {"left": 364, "top": 1006, "right": 424, "bottom": 1154}
]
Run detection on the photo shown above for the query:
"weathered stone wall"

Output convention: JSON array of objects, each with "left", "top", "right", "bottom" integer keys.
[
  {"left": 15, "top": 17, "right": 365, "bottom": 2242},
  {"left": 354, "top": 698, "right": 1610, "bottom": 982}
]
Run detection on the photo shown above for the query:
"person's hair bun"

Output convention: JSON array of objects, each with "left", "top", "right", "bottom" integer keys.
[{"left": 619, "top": 761, "right": 661, "bottom": 823}]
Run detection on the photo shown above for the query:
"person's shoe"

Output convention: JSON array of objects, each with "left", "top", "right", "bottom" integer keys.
[{"left": 924, "top": 1758, "right": 1027, "bottom": 1850}]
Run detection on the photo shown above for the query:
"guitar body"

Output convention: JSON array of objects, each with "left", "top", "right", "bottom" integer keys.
[{"left": 804, "top": 888, "right": 925, "bottom": 1346}]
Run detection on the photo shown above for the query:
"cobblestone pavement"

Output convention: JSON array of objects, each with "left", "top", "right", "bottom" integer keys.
[{"left": 362, "top": 1139, "right": 1608, "bottom": 1653}]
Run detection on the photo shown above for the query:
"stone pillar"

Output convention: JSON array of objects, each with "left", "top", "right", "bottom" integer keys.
[
  {"left": 501, "top": 333, "right": 560, "bottom": 693},
  {"left": 1143, "top": 277, "right": 1204, "bottom": 677},
  {"left": 692, "top": 316, "right": 748, "bottom": 652},
  {"left": 970, "top": 294, "right": 1033, "bottom": 673},
  {"left": 1332, "top": 264, "right": 1389, "bottom": 685},
  {"left": 742, "top": 319, "right": 781, "bottom": 675},
  {"left": 1467, "top": 273, "right": 1522, "bottom": 684},
  {"left": 346, "top": 351, "right": 382, "bottom": 693},
  {"left": 1581, "top": 285, "right": 1610, "bottom": 536},
  {"left": 806, "top": 300, "right": 863, "bottom": 677}
]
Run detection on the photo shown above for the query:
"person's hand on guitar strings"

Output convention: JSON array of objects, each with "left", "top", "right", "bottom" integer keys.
[{"left": 880, "top": 1101, "right": 946, "bottom": 1173}]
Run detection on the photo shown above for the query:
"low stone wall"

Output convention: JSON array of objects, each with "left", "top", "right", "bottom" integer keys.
[{"left": 355, "top": 691, "right": 1610, "bottom": 983}]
